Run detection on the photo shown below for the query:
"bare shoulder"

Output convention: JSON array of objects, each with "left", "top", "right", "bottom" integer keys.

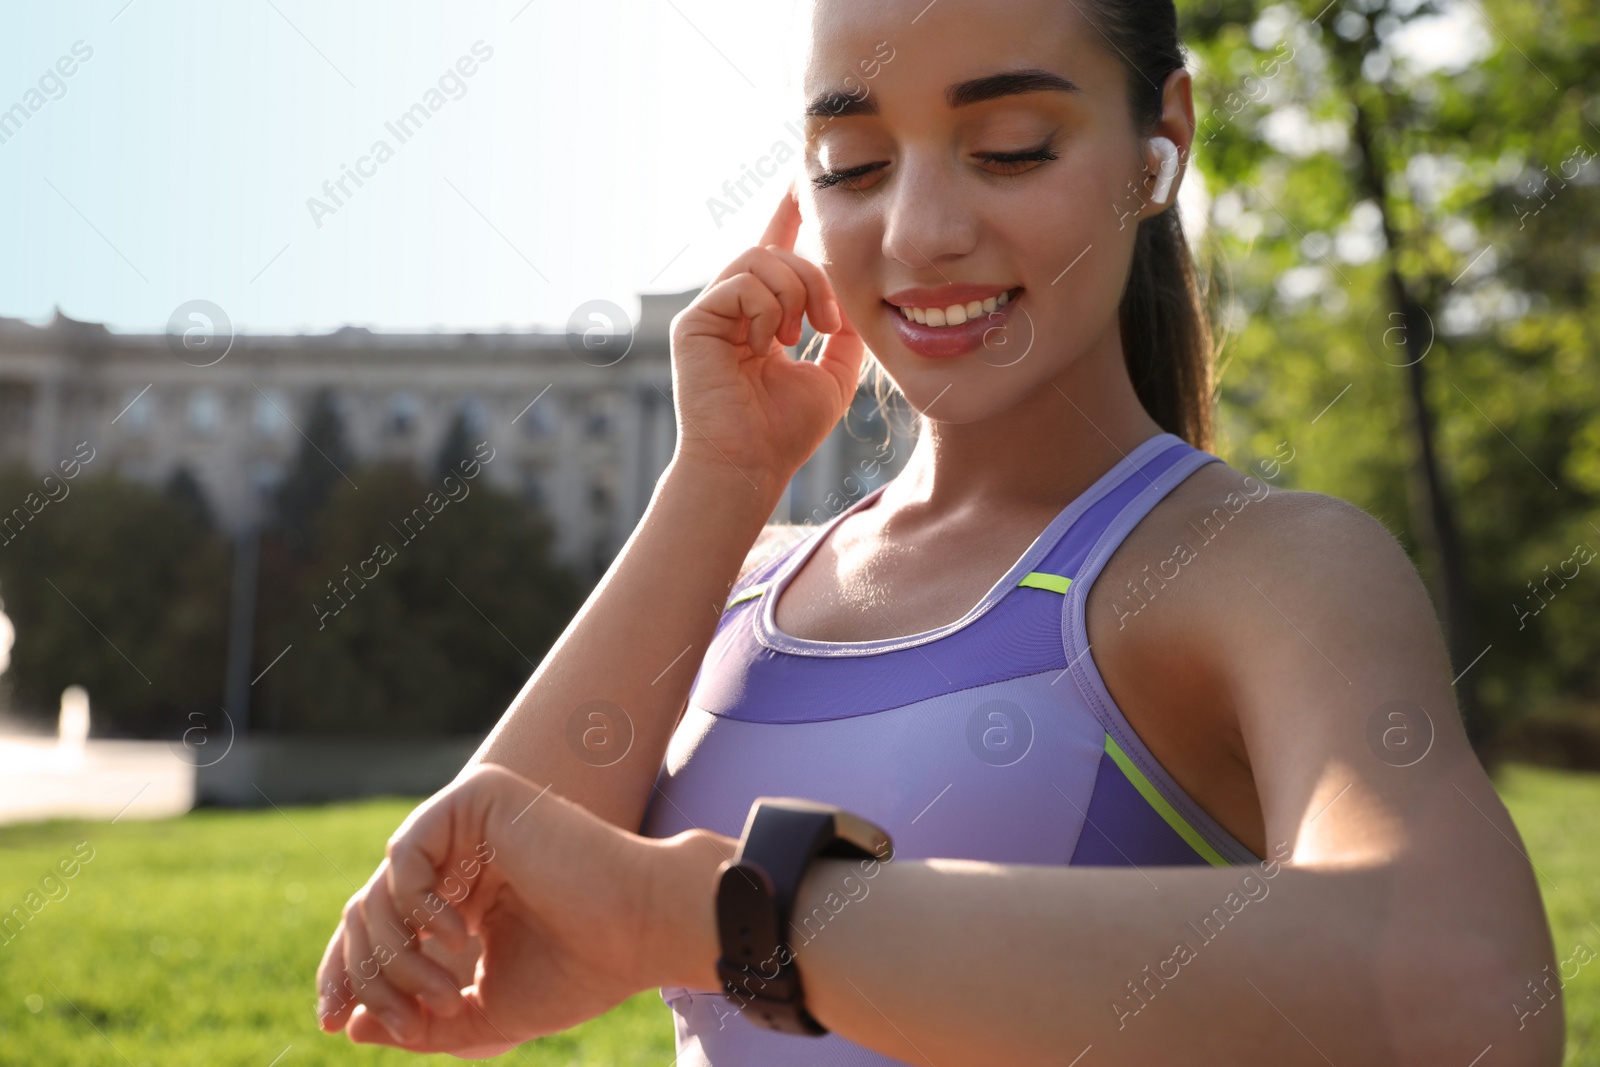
[
  {"left": 1114, "top": 456, "right": 1464, "bottom": 754},
  {"left": 735, "top": 523, "right": 812, "bottom": 585},
  {"left": 1086, "top": 455, "right": 1442, "bottom": 762},
  {"left": 1169, "top": 459, "right": 1421, "bottom": 603},
  {"left": 1104, "top": 457, "right": 1420, "bottom": 613}
]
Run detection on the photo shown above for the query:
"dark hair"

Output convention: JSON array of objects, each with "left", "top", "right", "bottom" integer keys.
[
  {"left": 1086, "top": 0, "right": 1215, "bottom": 451},
  {"left": 850, "top": 0, "right": 1216, "bottom": 453}
]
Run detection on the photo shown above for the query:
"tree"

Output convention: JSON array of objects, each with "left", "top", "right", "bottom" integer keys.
[
  {"left": 252, "top": 461, "right": 584, "bottom": 735},
  {"left": 270, "top": 389, "right": 355, "bottom": 558},
  {"left": 1179, "top": 0, "right": 1600, "bottom": 758},
  {"left": 0, "top": 467, "right": 230, "bottom": 735},
  {"left": 434, "top": 409, "right": 478, "bottom": 484},
  {"left": 164, "top": 465, "right": 214, "bottom": 531}
]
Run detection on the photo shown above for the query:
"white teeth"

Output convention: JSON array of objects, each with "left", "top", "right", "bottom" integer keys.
[{"left": 897, "top": 290, "right": 1015, "bottom": 328}]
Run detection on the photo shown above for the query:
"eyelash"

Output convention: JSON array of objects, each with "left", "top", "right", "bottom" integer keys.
[{"left": 810, "top": 144, "right": 1059, "bottom": 190}]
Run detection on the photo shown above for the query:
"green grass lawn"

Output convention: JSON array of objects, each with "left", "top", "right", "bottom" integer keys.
[
  {"left": 0, "top": 763, "right": 1595, "bottom": 1065},
  {"left": 0, "top": 797, "right": 674, "bottom": 1066}
]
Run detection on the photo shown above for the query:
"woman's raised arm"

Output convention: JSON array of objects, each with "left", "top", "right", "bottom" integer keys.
[
  {"left": 315, "top": 181, "right": 865, "bottom": 1033},
  {"left": 457, "top": 183, "right": 864, "bottom": 834}
]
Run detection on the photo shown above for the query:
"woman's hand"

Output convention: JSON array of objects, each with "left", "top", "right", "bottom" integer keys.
[
  {"left": 314, "top": 764, "right": 704, "bottom": 1057},
  {"left": 669, "top": 178, "right": 865, "bottom": 486}
]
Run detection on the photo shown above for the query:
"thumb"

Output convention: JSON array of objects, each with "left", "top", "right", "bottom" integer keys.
[{"left": 806, "top": 300, "right": 867, "bottom": 408}]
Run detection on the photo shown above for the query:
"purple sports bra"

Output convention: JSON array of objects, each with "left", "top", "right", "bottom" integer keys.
[{"left": 638, "top": 431, "right": 1260, "bottom": 1065}]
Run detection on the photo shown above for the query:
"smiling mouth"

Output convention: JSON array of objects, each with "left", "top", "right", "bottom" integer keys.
[{"left": 888, "top": 287, "right": 1023, "bottom": 328}]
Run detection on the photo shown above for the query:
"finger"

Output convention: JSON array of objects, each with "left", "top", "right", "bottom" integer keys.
[
  {"left": 706, "top": 246, "right": 811, "bottom": 345},
  {"left": 347, "top": 989, "right": 513, "bottom": 1057},
  {"left": 756, "top": 178, "right": 801, "bottom": 252},
  {"left": 363, "top": 876, "right": 467, "bottom": 1020},
  {"left": 346, "top": 1004, "right": 409, "bottom": 1049},
  {"left": 685, "top": 273, "right": 788, "bottom": 362},
  {"left": 421, "top": 927, "right": 482, "bottom": 990},
  {"left": 420, "top": 894, "right": 472, "bottom": 954},
  {"left": 315, "top": 920, "right": 358, "bottom": 1033},
  {"left": 808, "top": 299, "right": 867, "bottom": 405},
  {"left": 742, "top": 250, "right": 810, "bottom": 349},
  {"left": 342, "top": 890, "right": 424, "bottom": 1044},
  {"left": 731, "top": 269, "right": 797, "bottom": 358},
  {"left": 385, "top": 819, "right": 486, "bottom": 945},
  {"left": 760, "top": 244, "right": 842, "bottom": 334}
]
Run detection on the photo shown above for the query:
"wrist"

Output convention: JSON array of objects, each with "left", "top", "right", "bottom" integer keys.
[
  {"left": 663, "top": 452, "right": 789, "bottom": 508},
  {"left": 639, "top": 828, "right": 736, "bottom": 992}
]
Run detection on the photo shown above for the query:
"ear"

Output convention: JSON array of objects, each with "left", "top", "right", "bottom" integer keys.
[
  {"left": 1140, "top": 68, "right": 1197, "bottom": 219},
  {"left": 1146, "top": 137, "right": 1180, "bottom": 205}
]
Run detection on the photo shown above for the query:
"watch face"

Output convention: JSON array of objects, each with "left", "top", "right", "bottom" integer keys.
[{"left": 744, "top": 799, "right": 895, "bottom": 862}]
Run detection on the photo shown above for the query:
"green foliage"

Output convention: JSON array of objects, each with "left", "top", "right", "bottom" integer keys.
[
  {"left": 0, "top": 430, "right": 582, "bottom": 737},
  {"left": 252, "top": 459, "right": 584, "bottom": 736},
  {"left": 0, "top": 799, "right": 675, "bottom": 1065},
  {"left": 433, "top": 410, "right": 478, "bottom": 484},
  {"left": 1178, "top": 0, "right": 1600, "bottom": 735},
  {"left": 0, "top": 465, "right": 229, "bottom": 737}
]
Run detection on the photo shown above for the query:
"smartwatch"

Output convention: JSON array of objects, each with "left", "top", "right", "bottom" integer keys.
[{"left": 714, "top": 797, "right": 894, "bottom": 1035}]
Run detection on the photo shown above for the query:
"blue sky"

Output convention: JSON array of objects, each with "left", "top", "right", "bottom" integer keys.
[
  {"left": 2, "top": 0, "right": 1485, "bottom": 336},
  {"left": 1, "top": 0, "right": 809, "bottom": 334}
]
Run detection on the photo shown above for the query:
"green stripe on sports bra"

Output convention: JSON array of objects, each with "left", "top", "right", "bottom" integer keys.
[
  {"left": 1103, "top": 733, "right": 1232, "bottom": 868},
  {"left": 725, "top": 582, "right": 768, "bottom": 609},
  {"left": 733, "top": 569, "right": 1068, "bottom": 608},
  {"left": 1017, "top": 571, "right": 1072, "bottom": 594}
]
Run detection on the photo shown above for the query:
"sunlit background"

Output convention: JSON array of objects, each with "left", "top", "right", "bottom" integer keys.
[{"left": 1, "top": 0, "right": 1597, "bottom": 1063}]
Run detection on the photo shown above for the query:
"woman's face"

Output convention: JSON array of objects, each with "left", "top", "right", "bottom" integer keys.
[{"left": 800, "top": 0, "right": 1171, "bottom": 423}]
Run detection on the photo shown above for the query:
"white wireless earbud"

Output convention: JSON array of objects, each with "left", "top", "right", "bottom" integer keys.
[{"left": 1147, "top": 136, "right": 1180, "bottom": 206}]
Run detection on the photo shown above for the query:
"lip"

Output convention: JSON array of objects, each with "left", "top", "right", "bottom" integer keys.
[
  {"left": 884, "top": 286, "right": 1024, "bottom": 360},
  {"left": 884, "top": 283, "right": 1018, "bottom": 308}
]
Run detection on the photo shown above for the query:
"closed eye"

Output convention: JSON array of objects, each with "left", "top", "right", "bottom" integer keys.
[
  {"left": 810, "top": 143, "right": 1059, "bottom": 191},
  {"left": 978, "top": 146, "right": 1059, "bottom": 173}
]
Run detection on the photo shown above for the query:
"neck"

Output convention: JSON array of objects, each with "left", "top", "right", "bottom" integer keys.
[{"left": 882, "top": 324, "right": 1166, "bottom": 517}]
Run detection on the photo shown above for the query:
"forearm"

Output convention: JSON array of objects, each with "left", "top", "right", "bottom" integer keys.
[
  {"left": 794, "top": 853, "right": 1560, "bottom": 1066},
  {"left": 462, "top": 458, "right": 784, "bottom": 833},
  {"left": 652, "top": 832, "right": 1552, "bottom": 1067}
]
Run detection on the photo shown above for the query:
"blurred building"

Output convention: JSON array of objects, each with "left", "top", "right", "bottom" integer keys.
[{"left": 0, "top": 290, "right": 905, "bottom": 576}]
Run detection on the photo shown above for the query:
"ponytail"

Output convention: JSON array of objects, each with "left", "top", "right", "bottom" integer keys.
[
  {"left": 1085, "top": 0, "right": 1216, "bottom": 451},
  {"left": 1121, "top": 204, "right": 1215, "bottom": 450}
]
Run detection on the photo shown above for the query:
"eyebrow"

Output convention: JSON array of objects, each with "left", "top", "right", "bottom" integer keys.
[{"left": 804, "top": 68, "right": 1081, "bottom": 120}]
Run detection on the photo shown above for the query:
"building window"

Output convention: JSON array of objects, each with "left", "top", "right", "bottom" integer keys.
[
  {"left": 387, "top": 392, "right": 421, "bottom": 437},
  {"left": 253, "top": 389, "right": 291, "bottom": 437},
  {"left": 520, "top": 397, "right": 556, "bottom": 438},
  {"left": 187, "top": 389, "right": 223, "bottom": 435},
  {"left": 460, "top": 394, "right": 490, "bottom": 437},
  {"left": 118, "top": 386, "right": 154, "bottom": 432}
]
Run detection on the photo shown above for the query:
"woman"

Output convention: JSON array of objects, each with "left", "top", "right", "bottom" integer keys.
[{"left": 314, "top": 0, "right": 1563, "bottom": 1063}]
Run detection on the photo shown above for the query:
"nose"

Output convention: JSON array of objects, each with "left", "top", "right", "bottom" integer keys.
[{"left": 878, "top": 143, "right": 979, "bottom": 272}]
